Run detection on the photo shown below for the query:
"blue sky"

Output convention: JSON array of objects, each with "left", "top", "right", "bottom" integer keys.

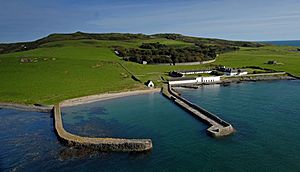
[{"left": 1, "top": 0, "right": 300, "bottom": 42}]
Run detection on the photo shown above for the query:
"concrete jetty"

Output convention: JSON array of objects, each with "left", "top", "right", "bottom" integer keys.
[
  {"left": 53, "top": 104, "right": 152, "bottom": 152},
  {"left": 162, "top": 84, "right": 235, "bottom": 137}
]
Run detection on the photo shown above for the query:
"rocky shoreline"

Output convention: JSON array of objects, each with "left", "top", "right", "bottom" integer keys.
[
  {"left": 222, "top": 75, "right": 295, "bottom": 83},
  {"left": 173, "top": 75, "right": 297, "bottom": 89}
]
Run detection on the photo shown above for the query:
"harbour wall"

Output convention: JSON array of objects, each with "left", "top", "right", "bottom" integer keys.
[
  {"left": 53, "top": 104, "right": 153, "bottom": 152},
  {"left": 162, "top": 84, "right": 235, "bottom": 137}
]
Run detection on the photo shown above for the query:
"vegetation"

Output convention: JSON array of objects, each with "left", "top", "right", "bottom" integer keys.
[
  {"left": 152, "top": 33, "right": 264, "bottom": 47},
  {"left": 114, "top": 36, "right": 248, "bottom": 64},
  {"left": 0, "top": 38, "right": 211, "bottom": 104},
  {"left": 117, "top": 42, "right": 216, "bottom": 64},
  {"left": 0, "top": 32, "right": 150, "bottom": 54},
  {"left": 0, "top": 32, "right": 298, "bottom": 105},
  {"left": 215, "top": 46, "right": 300, "bottom": 76}
]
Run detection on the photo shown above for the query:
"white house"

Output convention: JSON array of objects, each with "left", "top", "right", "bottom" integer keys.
[
  {"left": 238, "top": 70, "right": 248, "bottom": 76},
  {"left": 146, "top": 80, "right": 154, "bottom": 88},
  {"left": 224, "top": 69, "right": 248, "bottom": 76}
]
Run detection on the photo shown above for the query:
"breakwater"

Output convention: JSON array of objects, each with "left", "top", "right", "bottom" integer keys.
[
  {"left": 162, "top": 84, "right": 234, "bottom": 137},
  {"left": 53, "top": 104, "right": 152, "bottom": 152}
]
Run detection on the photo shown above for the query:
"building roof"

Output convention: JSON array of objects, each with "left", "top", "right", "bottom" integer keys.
[{"left": 146, "top": 80, "right": 153, "bottom": 84}]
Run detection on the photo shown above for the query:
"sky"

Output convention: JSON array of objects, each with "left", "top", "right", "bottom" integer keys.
[{"left": 0, "top": 0, "right": 300, "bottom": 43}]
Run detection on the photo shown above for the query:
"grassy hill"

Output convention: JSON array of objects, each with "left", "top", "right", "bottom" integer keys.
[{"left": 0, "top": 32, "right": 299, "bottom": 105}]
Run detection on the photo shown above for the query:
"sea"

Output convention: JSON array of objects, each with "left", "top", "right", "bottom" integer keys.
[
  {"left": 1, "top": 80, "right": 300, "bottom": 172},
  {"left": 264, "top": 40, "right": 300, "bottom": 46}
]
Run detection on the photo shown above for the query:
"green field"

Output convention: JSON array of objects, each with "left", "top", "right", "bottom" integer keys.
[
  {"left": 215, "top": 46, "right": 300, "bottom": 76},
  {"left": 0, "top": 39, "right": 208, "bottom": 104},
  {"left": 0, "top": 37, "right": 299, "bottom": 105}
]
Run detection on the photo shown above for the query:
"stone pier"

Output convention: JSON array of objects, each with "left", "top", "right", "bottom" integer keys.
[{"left": 162, "top": 84, "right": 235, "bottom": 137}]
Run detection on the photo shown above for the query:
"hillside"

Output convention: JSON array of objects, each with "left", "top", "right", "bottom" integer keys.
[
  {"left": 0, "top": 32, "right": 299, "bottom": 105},
  {"left": 0, "top": 32, "right": 263, "bottom": 55}
]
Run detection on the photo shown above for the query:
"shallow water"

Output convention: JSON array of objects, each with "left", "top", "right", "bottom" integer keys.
[{"left": 1, "top": 80, "right": 300, "bottom": 171}]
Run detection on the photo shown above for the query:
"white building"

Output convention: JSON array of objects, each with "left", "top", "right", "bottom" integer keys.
[
  {"left": 224, "top": 69, "right": 248, "bottom": 76},
  {"left": 168, "top": 76, "right": 220, "bottom": 85},
  {"left": 146, "top": 80, "right": 154, "bottom": 88},
  {"left": 196, "top": 76, "right": 221, "bottom": 83},
  {"left": 238, "top": 71, "right": 248, "bottom": 76},
  {"left": 114, "top": 50, "right": 120, "bottom": 55},
  {"left": 168, "top": 77, "right": 197, "bottom": 85}
]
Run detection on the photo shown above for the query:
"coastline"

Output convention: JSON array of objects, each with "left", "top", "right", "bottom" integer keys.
[
  {"left": 221, "top": 74, "right": 296, "bottom": 83},
  {"left": 0, "top": 88, "right": 161, "bottom": 112},
  {"left": 61, "top": 88, "right": 160, "bottom": 107},
  {"left": 172, "top": 75, "right": 297, "bottom": 89},
  {"left": 0, "top": 103, "right": 53, "bottom": 113},
  {"left": 0, "top": 75, "right": 296, "bottom": 111}
]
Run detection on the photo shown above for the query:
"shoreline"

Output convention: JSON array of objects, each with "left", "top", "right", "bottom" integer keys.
[
  {"left": 0, "top": 103, "right": 53, "bottom": 113},
  {"left": 172, "top": 75, "right": 297, "bottom": 89},
  {"left": 221, "top": 74, "right": 296, "bottom": 83},
  {"left": 61, "top": 88, "right": 160, "bottom": 107},
  {"left": 0, "top": 75, "right": 296, "bottom": 111},
  {"left": 0, "top": 88, "right": 161, "bottom": 112}
]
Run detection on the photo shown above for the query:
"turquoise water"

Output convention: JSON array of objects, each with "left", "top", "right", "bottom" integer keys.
[
  {"left": 1, "top": 80, "right": 300, "bottom": 171},
  {"left": 264, "top": 40, "right": 300, "bottom": 46}
]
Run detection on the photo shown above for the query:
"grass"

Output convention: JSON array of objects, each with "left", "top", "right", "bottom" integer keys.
[
  {"left": 0, "top": 39, "right": 299, "bottom": 105},
  {"left": 0, "top": 39, "right": 203, "bottom": 104},
  {"left": 214, "top": 46, "right": 300, "bottom": 76}
]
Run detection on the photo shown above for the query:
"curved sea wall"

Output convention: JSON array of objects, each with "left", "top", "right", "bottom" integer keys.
[
  {"left": 162, "top": 84, "right": 234, "bottom": 137},
  {"left": 53, "top": 104, "right": 153, "bottom": 152}
]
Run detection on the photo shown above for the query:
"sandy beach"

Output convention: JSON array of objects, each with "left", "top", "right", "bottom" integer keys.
[
  {"left": 61, "top": 88, "right": 161, "bottom": 107},
  {"left": 0, "top": 88, "right": 161, "bottom": 111}
]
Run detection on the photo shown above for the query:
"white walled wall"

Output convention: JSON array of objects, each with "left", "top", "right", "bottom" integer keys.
[
  {"left": 169, "top": 76, "right": 220, "bottom": 85},
  {"left": 168, "top": 79, "right": 197, "bottom": 85}
]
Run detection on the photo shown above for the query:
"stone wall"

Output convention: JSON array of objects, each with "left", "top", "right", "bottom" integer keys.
[
  {"left": 164, "top": 84, "right": 235, "bottom": 137},
  {"left": 53, "top": 104, "right": 152, "bottom": 152}
]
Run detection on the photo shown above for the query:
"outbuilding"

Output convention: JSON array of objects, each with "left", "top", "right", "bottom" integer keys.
[{"left": 146, "top": 80, "right": 154, "bottom": 88}]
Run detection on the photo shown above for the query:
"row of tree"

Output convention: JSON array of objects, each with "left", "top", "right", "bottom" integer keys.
[{"left": 115, "top": 42, "right": 230, "bottom": 64}]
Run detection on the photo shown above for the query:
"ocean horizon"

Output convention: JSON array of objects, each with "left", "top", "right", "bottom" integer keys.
[{"left": 263, "top": 40, "right": 300, "bottom": 46}]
